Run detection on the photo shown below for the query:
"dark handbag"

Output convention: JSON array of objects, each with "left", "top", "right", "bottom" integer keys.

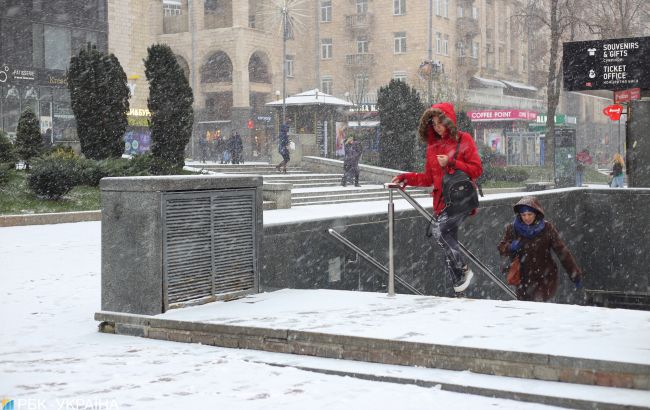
[
  {"left": 505, "top": 256, "right": 521, "bottom": 286},
  {"left": 441, "top": 137, "right": 479, "bottom": 216}
]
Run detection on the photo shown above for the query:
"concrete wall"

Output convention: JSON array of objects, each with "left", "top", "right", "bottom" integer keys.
[{"left": 260, "top": 188, "right": 650, "bottom": 304}]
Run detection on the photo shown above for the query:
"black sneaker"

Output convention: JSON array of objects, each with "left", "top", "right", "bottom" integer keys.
[{"left": 453, "top": 265, "right": 473, "bottom": 293}]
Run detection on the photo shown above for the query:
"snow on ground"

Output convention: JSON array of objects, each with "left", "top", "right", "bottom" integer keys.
[
  {"left": 0, "top": 221, "right": 648, "bottom": 410},
  {"left": 1, "top": 222, "right": 570, "bottom": 409},
  {"left": 162, "top": 288, "right": 650, "bottom": 365}
]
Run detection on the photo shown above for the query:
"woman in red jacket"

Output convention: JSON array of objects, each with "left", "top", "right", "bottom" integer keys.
[{"left": 392, "top": 102, "right": 483, "bottom": 294}]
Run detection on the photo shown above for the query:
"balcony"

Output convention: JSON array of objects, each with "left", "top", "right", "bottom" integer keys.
[
  {"left": 345, "top": 53, "right": 375, "bottom": 67},
  {"left": 458, "top": 56, "right": 479, "bottom": 67},
  {"left": 456, "top": 18, "right": 480, "bottom": 38},
  {"left": 345, "top": 13, "right": 374, "bottom": 34}
]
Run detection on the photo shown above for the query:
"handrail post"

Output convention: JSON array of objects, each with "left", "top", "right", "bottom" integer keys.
[{"left": 385, "top": 183, "right": 407, "bottom": 297}]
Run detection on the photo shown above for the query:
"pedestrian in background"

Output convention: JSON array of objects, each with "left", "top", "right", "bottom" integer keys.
[
  {"left": 391, "top": 102, "right": 482, "bottom": 294},
  {"left": 276, "top": 124, "right": 290, "bottom": 173},
  {"left": 575, "top": 149, "right": 592, "bottom": 187},
  {"left": 199, "top": 132, "right": 208, "bottom": 163},
  {"left": 497, "top": 196, "right": 583, "bottom": 302},
  {"left": 341, "top": 136, "right": 363, "bottom": 187},
  {"left": 230, "top": 132, "right": 243, "bottom": 164},
  {"left": 610, "top": 153, "right": 625, "bottom": 188}
]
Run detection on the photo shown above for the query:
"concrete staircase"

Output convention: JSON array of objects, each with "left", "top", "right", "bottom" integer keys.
[{"left": 190, "top": 162, "right": 431, "bottom": 208}]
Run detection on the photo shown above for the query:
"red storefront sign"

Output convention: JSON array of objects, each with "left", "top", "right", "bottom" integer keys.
[
  {"left": 467, "top": 110, "right": 538, "bottom": 122},
  {"left": 602, "top": 104, "right": 624, "bottom": 121},
  {"left": 614, "top": 88, "right": 641, "bottom": 103}
]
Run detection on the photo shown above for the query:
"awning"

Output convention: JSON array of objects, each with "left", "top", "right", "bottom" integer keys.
[
  {"left": 471, "top": 76, "right": 506, "bottom": 88},
  {"left": 266, "top": 89, "right": 354, "bottom": 107},
  {"left": 500, "top": 80, "right": 538, "bottom": 92},
  {"left": 347, "top": 121, "right": 379, "bottom": 127}
]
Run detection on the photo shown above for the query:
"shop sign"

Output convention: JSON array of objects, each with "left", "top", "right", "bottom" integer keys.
[
  {"left": 129, "top": 108, "right": 151, "bottom": 117},
  {"left": 614, "top": 88, "right": 641, "bottom": 103},
  {"left": 602, "top": 104, "right": 624, "bottom": 121},
  {"left": 563, "top": 36, "right": 650, "bottom": 91},
  {"left": 468, "top": 110, "right": 537, "bottom": 122}
]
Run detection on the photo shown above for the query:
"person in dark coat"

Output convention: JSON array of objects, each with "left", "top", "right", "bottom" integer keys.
[
  {"left": 498, "top": 196, "right": 583, "bottom": 302},
  {"left": 230, "top": 132, "right": 243, "bottom": 164},
  {"left": 276, "top": 124, "right": 290, "bottom": 173},
  {"left": 391, "top": 102, "right": 483, "bottom": 294},
  {"left": 341, "top": 136, "right": 363, "bottom": 187},
  {"left": 198, "top": 133, "right": 208, "bottom": 163}
]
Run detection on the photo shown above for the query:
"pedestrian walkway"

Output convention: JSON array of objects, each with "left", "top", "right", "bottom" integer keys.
[{"left": 97, "top": 288, "right": 650, "bottom": 409}]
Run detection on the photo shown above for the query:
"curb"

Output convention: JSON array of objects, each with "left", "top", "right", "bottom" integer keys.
[{"left": 0, "top": 210, "right": 101, "bottom": 227}]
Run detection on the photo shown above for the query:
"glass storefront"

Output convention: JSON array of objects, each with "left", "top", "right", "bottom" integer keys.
[{"left": 0, "top": 82, "right": 76, "bottom": 141}]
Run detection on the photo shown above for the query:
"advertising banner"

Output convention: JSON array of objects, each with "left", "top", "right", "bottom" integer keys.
[{"left": 563, "top": 36, "right": 650, "bottom": 91}]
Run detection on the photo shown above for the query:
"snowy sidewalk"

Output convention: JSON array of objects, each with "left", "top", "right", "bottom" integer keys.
[{"left": 3, "top": 221, "right": 650, "bottom": 409}]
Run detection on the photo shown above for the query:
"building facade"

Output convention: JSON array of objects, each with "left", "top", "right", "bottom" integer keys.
[
  {"left": 110, "top": 0, "right": 541, "bottom": 159},
  {"left": 0, "top": 0, "right": 108, "bottom": 144}
]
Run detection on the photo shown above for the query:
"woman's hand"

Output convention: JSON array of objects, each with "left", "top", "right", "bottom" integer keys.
[
  {"left": 391, "top": 175, "right": 407, "bottom": 188},
  {"left": 436, "top": 155, "right": 449, "bottom": 167}
]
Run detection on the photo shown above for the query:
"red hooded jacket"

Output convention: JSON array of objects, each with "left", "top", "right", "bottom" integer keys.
[{"left": 398, "top": 102, "right": 482, "bottom": 216}]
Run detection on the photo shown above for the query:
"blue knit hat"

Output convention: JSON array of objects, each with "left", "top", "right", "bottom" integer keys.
[{"left": 517, "top": 205, "right": 536, "bottom": 214}]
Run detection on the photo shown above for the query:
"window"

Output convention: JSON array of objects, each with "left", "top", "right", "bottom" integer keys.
[
  {"left": 393, "top": 0, "right": 405, "bottom": 15},
  {"left": 321, "top": 0, "right": 332, "bottom": 22},
  {"left": 285, "top": 55, "right": 294, "bottom": 78},
  {"left": 44, "top": 25, "right": 71, "bottom": 70},
  {"left": 394, "top": 32, "right": 406, "bottom": 53},
  {"left": 393, "top": 71, "right": 407, "bottom": 82},
  {"left": 443, "top": 0, "right": 449, "bottom": 17},
  {"left": 472, "top": 41, "right": 479, "bottom": 58},
  {"left": 356, "top": 0, "right": 368, "bottom": 14},
  {"left": 204, "top": 0, "right": 221, "bottom": 14},
  {"left": 435, "top": 0, "right": 440, "bottom": 16},
  {"left": 321, "top": 38, "right": 332, "bottom": 59},
  {"left": 457, "top": 6, "right": 463, "bottom": 18},
  {"left": 321, "top": 77, "right": 333, "bottom": 95},
  {"left": 521, "top": 53, "right": 527, "bottom": 72},
  {"left": 355, "top": 74, "right": 369, "bottom": 94},
  {"left": 472, "top": 6, "right": 479, "bottom": 19},
  {"left": 357, "top": 37, "right": 368, "bottom": 54},
  {"left": 443, "top": 34, "right": 449, "bottom": 55},
  {"left": 163, "top": 1, "right": 181, "bottom": 16},
  {"left": 435, "top": 32, "right": 442, "bottom": 54}
]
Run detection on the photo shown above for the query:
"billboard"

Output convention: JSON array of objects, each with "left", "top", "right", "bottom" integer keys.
[{"left": 563, "top": 36, "right": 650, "bottom": 91}]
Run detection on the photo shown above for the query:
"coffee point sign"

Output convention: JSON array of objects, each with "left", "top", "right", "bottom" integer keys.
[
  {"left": 563, "top": 36, "right": 649, "bottom": 91},
  {"left": 467, "top": 110, "right": 537, "bottom": 122}
]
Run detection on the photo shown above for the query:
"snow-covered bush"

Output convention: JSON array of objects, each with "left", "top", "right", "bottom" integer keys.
[{"left": 28, "top": 158, "right": 76, "bottom": 199}]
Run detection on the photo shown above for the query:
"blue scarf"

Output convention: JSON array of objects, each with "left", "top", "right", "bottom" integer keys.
[{"left": 513, "top": 216, "right": 545, "bottom": 239}]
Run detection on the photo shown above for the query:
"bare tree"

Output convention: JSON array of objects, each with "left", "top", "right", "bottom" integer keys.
[
  {"left": 582, "top": 0, "right": 650, "bottom": 39},
  {"left": 513, "top": 0, "right": 586, "bottom": 167}
]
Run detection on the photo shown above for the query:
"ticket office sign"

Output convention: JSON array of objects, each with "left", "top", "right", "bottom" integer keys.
[{"left": 563, "top": 36, "right": 649, "bottom": 91}]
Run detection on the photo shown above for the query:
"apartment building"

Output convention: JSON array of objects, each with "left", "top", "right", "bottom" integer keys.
[{"left": 0, "top": 0, "right": 108, "bottom": 145}]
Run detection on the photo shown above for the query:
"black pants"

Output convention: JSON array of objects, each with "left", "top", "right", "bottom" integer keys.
[
  {"left": 341, "top": 164, "right": 359, "bottom": 185},
  {"left": 429, "top": 212, "right": 469, "bottom": 281}
]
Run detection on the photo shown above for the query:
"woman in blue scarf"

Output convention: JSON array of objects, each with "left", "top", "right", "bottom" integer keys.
[{"left": 498, "top": 196, "right": 583, "bottom": 302}]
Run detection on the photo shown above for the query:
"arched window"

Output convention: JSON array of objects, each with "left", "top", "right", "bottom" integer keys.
[
  {"left": 201, "top": 51, "right": 232, "bottom": 83},
  {"left": 248, "top": 52, "right": 270, "bottom": 83}
]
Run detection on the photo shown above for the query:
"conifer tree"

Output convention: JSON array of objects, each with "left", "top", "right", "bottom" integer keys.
[
  {"left": 68, "top": 44, "right": 129, "bottom": 159},
  {"left": 144, "top": 44, "right": 194, "bottom": 173},
  {"left": 376, "top": 80, "right": 424, "bottom": 171},
  {"left": 15, "top": 107, "right": 42, "bottom": 170}
]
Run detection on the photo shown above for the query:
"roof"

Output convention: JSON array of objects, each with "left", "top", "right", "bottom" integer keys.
[
  {"left": 501, "top": 80, "right": 538, "bottom": 92},
  {"left": 266, "top": 89, "right": 354, "bottom": 107},
  {"left": 471, "top": 76, "right": 506, "bottom": 88}
]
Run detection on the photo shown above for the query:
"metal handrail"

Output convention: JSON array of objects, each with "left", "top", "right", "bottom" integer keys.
[
  {"left": 327, "top": 229, "right": 423, "bottom": 296},
  {"left": 385, "top": 183, "right": 517, "bottom": 300}
]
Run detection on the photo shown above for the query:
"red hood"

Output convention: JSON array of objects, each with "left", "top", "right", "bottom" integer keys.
[{"left": 431, "top": 102, "right": 457, "bottom": 125}]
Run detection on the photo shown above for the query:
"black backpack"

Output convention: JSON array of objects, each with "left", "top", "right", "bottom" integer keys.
[{"left": 440, "top": 136, "right": 482, "bottom": 216}]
